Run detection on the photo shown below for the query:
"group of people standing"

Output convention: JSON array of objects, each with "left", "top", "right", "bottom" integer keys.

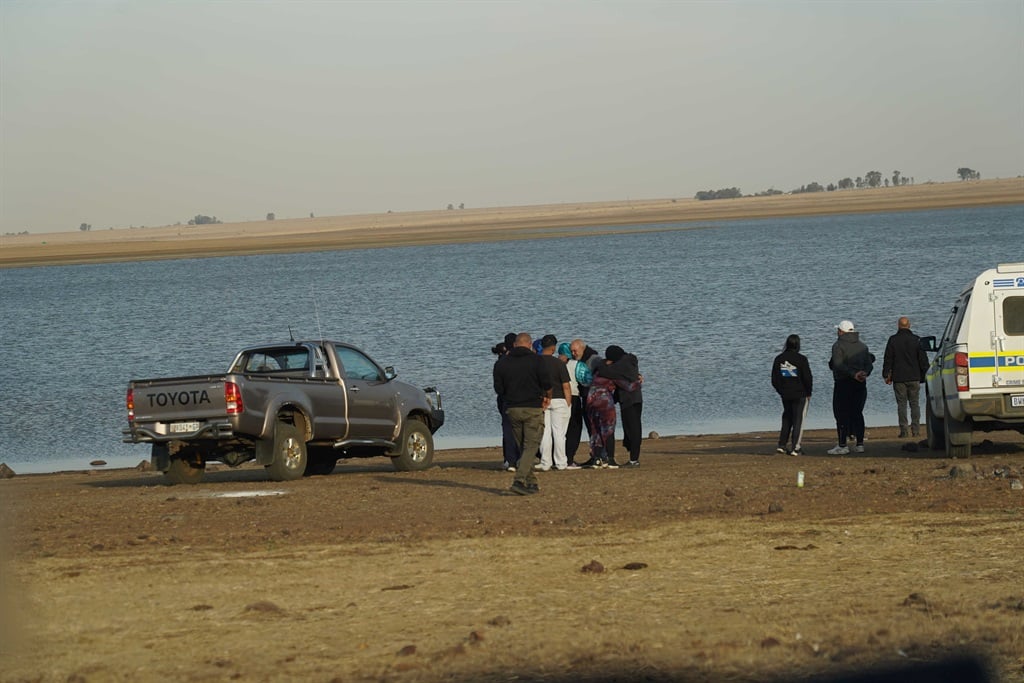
[
  {"left": 492, "top": 333, "right": 643, "bottom": 496},
  {"left": 770, "top": 317, "right": 930, "bottom": 456}
]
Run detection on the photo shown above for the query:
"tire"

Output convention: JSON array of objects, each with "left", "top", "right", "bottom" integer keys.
[
  {"left": 304, "top": 448, "right": 337, "bottom": 476},
  {"left": 164, "top": 450, "right": 205, "bottom": 485},
  {"left": 925, "top": 400, "right": 944, "bottom": 451},
  {"left": 392, "top": 419, "right": 434, "bottom": 472},
  {"left": 265, "top": 421, "right": 307, "bottom": 481},
  {"left": 943, "top": 412, "right": 972, "bottom": 459}
]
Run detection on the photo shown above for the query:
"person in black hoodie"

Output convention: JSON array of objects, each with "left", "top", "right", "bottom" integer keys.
[
  {"left": 771, "top": 334, "right": 813, "bottom": 456},
  {"left": 600, "top": 345, "right": 644, "bottom": 467},
  {"left": 828, "top": 320, "right": 875, "bottom": 454}
]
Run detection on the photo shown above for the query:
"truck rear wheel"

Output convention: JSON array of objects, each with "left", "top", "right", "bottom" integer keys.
[
  {"left": 925, "top": 401, "right": 944, "bottom": 451},
  {"left": 944, "top": 412, "right": 972, "bottom": 459},
  {"left": 165, "top": 450, "right": 205, "bottom": 485},
  {"left": 304, "top": 447, "right": 337, "bottom": 476},
  {"left": 265, "top": 421, "right": 307, "bottom": 481},
  {"left": 392, "top": 419, "right": 433, "bottom": 472}
]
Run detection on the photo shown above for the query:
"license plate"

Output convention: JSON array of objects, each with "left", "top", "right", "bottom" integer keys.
[
  {"left": 169, "top": 420, "right": 201, "bottom": 433},
  {"left": 1012, "top": 395, "right": 1024, "bottom": 408}
]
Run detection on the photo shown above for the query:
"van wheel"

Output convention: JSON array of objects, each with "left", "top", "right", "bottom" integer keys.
[
  {"left": 392, "top": 419, "right": 433, "bottom": 472},
  {"left": 265, "top": 422, "right": 307, "bottom": 481},
  {"left": 944, "top": 413, "right": 972, "bottom": 459},
  {"left": 925, "top": 402, "right": 944, "bottom": 451},
  {"left": 165, "top": 449, "right": 205, "bottom": 485}
]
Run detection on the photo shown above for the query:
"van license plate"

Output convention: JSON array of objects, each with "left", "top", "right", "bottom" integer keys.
[
  {"left": 1012, "top": 395, "right": 1024, "bottom": 408},
  {"left": 169, "top": 421, "right": 201, "bottom": 433}
]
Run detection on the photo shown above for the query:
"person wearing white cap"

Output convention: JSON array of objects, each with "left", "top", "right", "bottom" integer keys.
[{"left": 827, "top": 320, "right": 875, "bottom": 455}]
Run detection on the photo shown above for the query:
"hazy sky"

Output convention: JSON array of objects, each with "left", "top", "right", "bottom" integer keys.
[{"left": 2, "top": 1, "right": 1022, "bottom": 234}]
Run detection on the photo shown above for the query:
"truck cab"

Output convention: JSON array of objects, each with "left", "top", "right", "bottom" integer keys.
[{"left": 925, "top": 262, "right": 1024, "bottom": 457}]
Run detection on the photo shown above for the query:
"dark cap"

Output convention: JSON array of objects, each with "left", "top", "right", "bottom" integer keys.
[
  {"left": 541, "top": 334, "right": 558, "bottom": 349},
  {"left": 605, "top": 345, "right": 625, "bottom": 362},
  {"left": 504, "top": 332, "right": 517, "bottom": 348}
]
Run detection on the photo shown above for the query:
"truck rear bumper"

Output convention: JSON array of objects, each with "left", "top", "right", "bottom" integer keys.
[
  {"left": 123, "top": 421, "right": 234, "bottom": 443},
  {"left": 957, "top": 395, "right": 1024, "bottom": 425}
]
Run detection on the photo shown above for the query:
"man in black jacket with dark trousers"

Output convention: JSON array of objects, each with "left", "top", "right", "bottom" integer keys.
[
  {"left": 493, "top": 333, "right": 551, "bottom": 495},
  {"left": 882, "top": 317, "right": 930, "bottom": 438}
]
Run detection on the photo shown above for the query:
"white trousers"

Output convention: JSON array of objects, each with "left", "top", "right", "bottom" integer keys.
[{"left": 539, "top": 398, "right": 571, "bottom": 469}]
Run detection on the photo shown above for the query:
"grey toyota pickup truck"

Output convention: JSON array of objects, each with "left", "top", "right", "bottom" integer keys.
[{"left": 123, "top": 340, "right": 444, "bottom": 484}]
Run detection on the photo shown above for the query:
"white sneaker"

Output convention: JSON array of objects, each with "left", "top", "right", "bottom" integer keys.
[
  {"left": 533, "top": 464, "right": 550, "bottom": 472},
  {"left": 854, "top": 444, "right": 865, "bottom": 453},
  {"left": 827, "top": 445, "right": 850, "bottom": 455}
]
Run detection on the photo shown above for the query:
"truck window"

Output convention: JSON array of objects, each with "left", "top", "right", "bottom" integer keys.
[
  {"left": 941, "top": 292, "right": 971, "bottom": 344},
  {"left": 1004, "top": 296, "right": 1024, "bottom": 335},
  {"left": 334, "top": 345, "right": 383, "bottom": 382},
  {"left": 242, "top": 348, "right": 310, "bottom": 374}
]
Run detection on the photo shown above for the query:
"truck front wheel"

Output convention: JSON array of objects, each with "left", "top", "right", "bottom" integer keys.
[
  {"left": 265, "top": 421, "right": 307, "bottom": 481},
  {"left": 392, "top": 419, "right": 434, "bottom": 472},
  {"left": 165, "top": 449, "right": 205, "bottom": 485}
]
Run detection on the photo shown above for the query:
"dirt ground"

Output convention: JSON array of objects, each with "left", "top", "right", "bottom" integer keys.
[{"left": 1, "top": 426, "right": 1023, "bottom": 683}]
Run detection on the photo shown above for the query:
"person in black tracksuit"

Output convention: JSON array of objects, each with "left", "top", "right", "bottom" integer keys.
[{"left": 771, "top": 334, "right": 813, "bottom": 456}]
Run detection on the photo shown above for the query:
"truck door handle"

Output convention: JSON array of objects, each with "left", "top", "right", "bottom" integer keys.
[{"left": 349, "top": 386, "right": 360, "bottom": 393}]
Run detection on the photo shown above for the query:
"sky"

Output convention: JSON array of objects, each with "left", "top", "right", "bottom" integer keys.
[{"left": 1, "top": 1, "right": 1022, "bottom": 234}]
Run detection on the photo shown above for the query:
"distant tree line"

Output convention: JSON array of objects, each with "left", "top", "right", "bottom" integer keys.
[
  {"left": 691, "top": 167, "right": 998, "bottom": 200},
  {"left": 188, "top": 214, "right": 221, "bottom": 226},
  {"left": 694, "top": 188, "right": 742, "bottom": 201},
  {"left": 79, "top": 223, "right": 92, "bottom": 231}
]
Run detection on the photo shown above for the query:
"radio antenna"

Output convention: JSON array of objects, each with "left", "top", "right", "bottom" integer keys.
[
  {"left": 288, "top": 325, "right": 295, "bottom": 342},
  {"left": 312, "top": 288, "right": 324, "bottom": 343}
]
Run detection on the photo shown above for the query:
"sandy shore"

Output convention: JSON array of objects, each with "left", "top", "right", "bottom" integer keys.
[
  {"left": 1, "top": 178, "right": 1021, "bottom": 268},
  {"left": 2, "top": 427, "right": 1022, "bottom": 682}
]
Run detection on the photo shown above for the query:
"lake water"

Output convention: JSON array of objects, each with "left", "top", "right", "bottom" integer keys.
[{"left": 1, "top": 204, "right": 1021, "bottom": 472}]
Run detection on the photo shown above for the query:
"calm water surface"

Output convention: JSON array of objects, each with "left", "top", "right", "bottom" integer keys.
[{"left": 1, "top": 204, "right": 1021, "bottom": 472}]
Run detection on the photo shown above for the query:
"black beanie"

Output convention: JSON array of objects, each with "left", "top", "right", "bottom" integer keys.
[{"left": 605, "top": 345, "right": 625, "bottom": 362}]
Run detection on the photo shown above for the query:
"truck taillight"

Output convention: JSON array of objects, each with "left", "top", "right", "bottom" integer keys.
[
  {"left": 126, "top": 388, "right": 135, "bottom": 421},
  {"left": 954, "top": 352, "right": 970, "bottom": 392},
  {"left": 225, "top": 382, "right": 243, "bottom": 415}
]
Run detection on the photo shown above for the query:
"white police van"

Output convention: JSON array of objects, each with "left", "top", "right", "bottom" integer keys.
[{"left": 924, "top": 262, "right": 1024, "bottom": 457}]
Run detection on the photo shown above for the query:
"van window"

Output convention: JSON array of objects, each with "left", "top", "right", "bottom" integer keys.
[{"left": 1004, "top": 296, "right": 1024, "bottom": 335}]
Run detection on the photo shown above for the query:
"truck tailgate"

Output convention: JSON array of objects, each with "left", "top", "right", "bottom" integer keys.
[{"left": 130, "top": 375, "right": 229, "bottom": 422}]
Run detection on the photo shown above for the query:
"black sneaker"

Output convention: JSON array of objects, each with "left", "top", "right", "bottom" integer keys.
[
  {"left": 510, "top": 481, "right": 532, "bottom": 495},
  {"left": 526, "top": 483, "right": 540, "bottom": 494},
  {"left": 624, "top": 460, "right": 640, "bottom": 467},
  {"left": 579, "top": 458, "right": 599, "bottom": 469},
  {"left": 605, "top": 459, "right": 620, "bottom": 469}
]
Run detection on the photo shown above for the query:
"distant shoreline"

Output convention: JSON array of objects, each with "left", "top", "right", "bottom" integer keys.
[{"left": 1, "top": 178, "right": 1021, "bottom": 268}]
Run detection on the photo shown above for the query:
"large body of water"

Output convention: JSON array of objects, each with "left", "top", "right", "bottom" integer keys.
[{"left": 1, "top": 204, "right": 1021, "bottom": 472}]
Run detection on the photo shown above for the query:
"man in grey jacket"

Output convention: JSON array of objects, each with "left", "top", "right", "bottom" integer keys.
[{"left": 828, "top": 320, "right": 875, "bottom": 455}]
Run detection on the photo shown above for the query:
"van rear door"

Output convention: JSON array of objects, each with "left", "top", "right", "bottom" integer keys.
[{"left": 990, "top": 272, "right": 1024, "bottom": 390}]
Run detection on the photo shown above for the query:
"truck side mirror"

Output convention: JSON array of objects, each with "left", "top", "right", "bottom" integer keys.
[
  {"left": 384, "top": 366, "right": 397, "bottom": 380},
  {"left": 919, "top": 336, "right": 938, "bottom": 353}
]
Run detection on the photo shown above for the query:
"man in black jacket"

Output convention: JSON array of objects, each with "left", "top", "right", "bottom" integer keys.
[
  {"left": 493, "top": 333, "right": 552, "bottom": 495},
  {"left": 882, "top": 317, "right": 930, "bottom": 438}
]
